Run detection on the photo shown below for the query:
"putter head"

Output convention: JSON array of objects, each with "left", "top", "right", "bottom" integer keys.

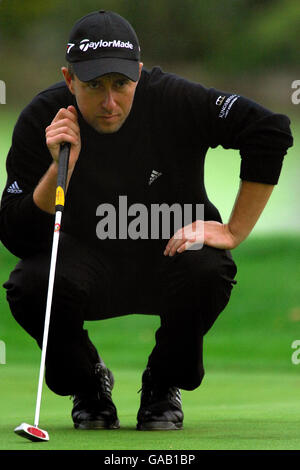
[{"left": 14, "top": 423, "right": 49, "bottom": 442}]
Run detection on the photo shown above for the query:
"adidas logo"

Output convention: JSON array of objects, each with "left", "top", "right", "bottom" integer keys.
[
  {"left": 148, "top": 170, "right": 162, "bottom": 186},
  {"left": 7, "top": 181, "right": 23, "bottom": 194}
]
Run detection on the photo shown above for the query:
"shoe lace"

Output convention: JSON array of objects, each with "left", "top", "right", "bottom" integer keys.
[{"left": 95, "top": 363, "right": 112, "bottom": 399}]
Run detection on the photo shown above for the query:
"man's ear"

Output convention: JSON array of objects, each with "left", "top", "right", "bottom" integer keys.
[
  {"left": 61, "top": 67, "right": 75, "bottom": 94},
  {"left": 138, "top": 62, "right": 143, "bottom": 79}
]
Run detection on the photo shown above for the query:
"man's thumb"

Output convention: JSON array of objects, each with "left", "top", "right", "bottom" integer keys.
[{"left": 67, "top": 105, "right": 78, "bottom": 117}]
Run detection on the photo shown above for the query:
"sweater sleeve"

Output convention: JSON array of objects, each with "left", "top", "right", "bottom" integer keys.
[
  {"left": 205, "top": 89, "right": 293, "bottom": 184},
  {"left": 146, "top": 68, "right": 293, "bottom": 185},
  {"left": 0, "top": 103, "right": 54, "bottom": 258}
]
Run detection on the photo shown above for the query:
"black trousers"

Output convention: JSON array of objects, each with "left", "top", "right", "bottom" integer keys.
[{"left": 4, "top": 233, "right": 237, "bottom": 394}]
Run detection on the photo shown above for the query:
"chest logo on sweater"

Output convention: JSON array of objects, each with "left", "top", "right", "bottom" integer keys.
[
  {"left": 7, "top": 181, "right": 23, "bottom": 194},
  {"left": 148, "top": 169, "right": 163, "bottom": 186}
]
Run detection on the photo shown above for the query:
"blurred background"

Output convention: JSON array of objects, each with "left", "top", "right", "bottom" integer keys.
[{"left": 0, "top": 0, "right": 299, "bottom": 450}]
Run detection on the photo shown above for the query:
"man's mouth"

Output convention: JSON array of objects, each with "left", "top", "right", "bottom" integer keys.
[{"left": 98, "top": 114, "right": 120, "bottom": 120}]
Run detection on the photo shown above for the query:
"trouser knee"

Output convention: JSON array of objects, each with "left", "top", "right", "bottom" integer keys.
[
  {"left": 4, "top": 258, "right": 47, "bottom": 342},
  {"left": 159, "top": 247, "right": 237, "bottom": 332},
  {"left": 178, "top": 364, "right": 205, "bottom": 391},
  {"left": 175, "top": 246, "right": 237, "bottom": 291},
  {"left": 3, "top": 254, "right": 88, "bottom": 346}
]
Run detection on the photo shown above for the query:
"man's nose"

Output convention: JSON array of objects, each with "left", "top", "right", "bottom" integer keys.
[{"left": 101, "top": 89, "right": 116, "bottom": 112}]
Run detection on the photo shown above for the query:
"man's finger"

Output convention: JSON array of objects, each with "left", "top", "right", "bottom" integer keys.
[
  {"left": 164, "top": 227, "right": 189, "bottom": 255},
  {"left": 51, "top": 107, "right": 78, "bottom": 124},
  {"left": 46, "top": 118, "right": 80, "bottom": 135},
  {"left": 46, "top": 125, "right": 79, "bottom": 141},
  {"left": 67, "top": 105, "right": 78, "bottom": 117},
  {"left": 166, "top": 238, "right": 186, "bottom": 256},
  {"left": 177, "top": 239, "right": 203, "bottom": 253},
  {"left": 46, "top": 134, "right": 79, "bottom": 148}
]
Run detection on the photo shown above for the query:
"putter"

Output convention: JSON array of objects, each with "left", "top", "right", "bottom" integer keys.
[{"left": 14, "top": 143, "right": 70, "bottom": 442}]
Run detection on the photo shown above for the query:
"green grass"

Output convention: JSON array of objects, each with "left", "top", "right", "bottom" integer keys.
[
  {"left": 0, "top": 109, "right": 18, "bottom": 193},
  {"left": 1, "top": 367, "right": 300, "bottom": 451}
]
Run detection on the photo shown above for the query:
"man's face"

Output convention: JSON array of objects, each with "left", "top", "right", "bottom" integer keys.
[{"left": 62, "top": 63, "right": 143, "bottom": 134}]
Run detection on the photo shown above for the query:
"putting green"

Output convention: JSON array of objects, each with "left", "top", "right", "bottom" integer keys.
[{"left": 1, "top": 366, "right": 300, "bottom": 450}]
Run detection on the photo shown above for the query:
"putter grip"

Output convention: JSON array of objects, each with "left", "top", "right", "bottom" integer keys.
[{"left": 55, "top": 143, "right": 70, "bottom": 212}]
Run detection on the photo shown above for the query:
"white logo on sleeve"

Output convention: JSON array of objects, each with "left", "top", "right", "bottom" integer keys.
[
  {"left": 216, "top": 96, "right": 226, "bottom": 106},
  {"left": 7, "top": 181, "right": 23, "bottom": 194},
  {"left": 218, "top": 94, "right": 240, "bottom": 119}
]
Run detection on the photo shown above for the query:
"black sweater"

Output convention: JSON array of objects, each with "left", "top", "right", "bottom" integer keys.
[{"left": 0, "top": 67, "right": 293, "bottom": 259}]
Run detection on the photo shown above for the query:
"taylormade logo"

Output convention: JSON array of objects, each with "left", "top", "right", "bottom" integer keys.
[{"left": 79, "top": 38, "right": 134, "bottom": 52}]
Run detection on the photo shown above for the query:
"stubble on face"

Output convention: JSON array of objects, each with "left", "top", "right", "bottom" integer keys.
[{"left": 71, "top": 73, "right": 139, "bottom": 134}]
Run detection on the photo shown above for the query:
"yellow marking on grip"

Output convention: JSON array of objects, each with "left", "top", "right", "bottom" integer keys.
[{"left": 56, "top": 186, "right": 65, "bottom": 206}]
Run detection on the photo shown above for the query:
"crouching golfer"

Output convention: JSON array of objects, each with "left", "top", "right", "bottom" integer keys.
[{"left": 0, "top": 10, "right": 293, "bottom": 431}]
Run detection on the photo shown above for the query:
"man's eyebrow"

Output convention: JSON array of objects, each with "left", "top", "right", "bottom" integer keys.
[
  {"left": 89, "top": 75, "right": 128, "bottom": 81},
  {"left": 112, "top": 75, "right": 130, "bottom": 80}
]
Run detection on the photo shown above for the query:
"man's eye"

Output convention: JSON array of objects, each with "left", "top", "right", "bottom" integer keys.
[
  {"left": 115, "top": 79, "right": 129, "bottom": 88},
  {"left": 88, "top": 81, "right": 100, "bottom": 89}
]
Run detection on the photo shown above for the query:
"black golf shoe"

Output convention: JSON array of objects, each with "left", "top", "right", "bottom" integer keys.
[
  {"left": 72, "top": 362, "right": 120, "bottom": 429},
  {"left": 137, "top": 367, "right": 183, "bottom": 430}
]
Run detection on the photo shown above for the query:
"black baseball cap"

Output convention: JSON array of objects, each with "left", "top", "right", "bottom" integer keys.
[{"left": 66, "top": 10, "right": 141, "bottom": 82}]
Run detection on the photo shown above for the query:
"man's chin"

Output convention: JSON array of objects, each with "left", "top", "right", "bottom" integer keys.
[{"left": 92, "top": 118, "right": 125, "bottom": 135}]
